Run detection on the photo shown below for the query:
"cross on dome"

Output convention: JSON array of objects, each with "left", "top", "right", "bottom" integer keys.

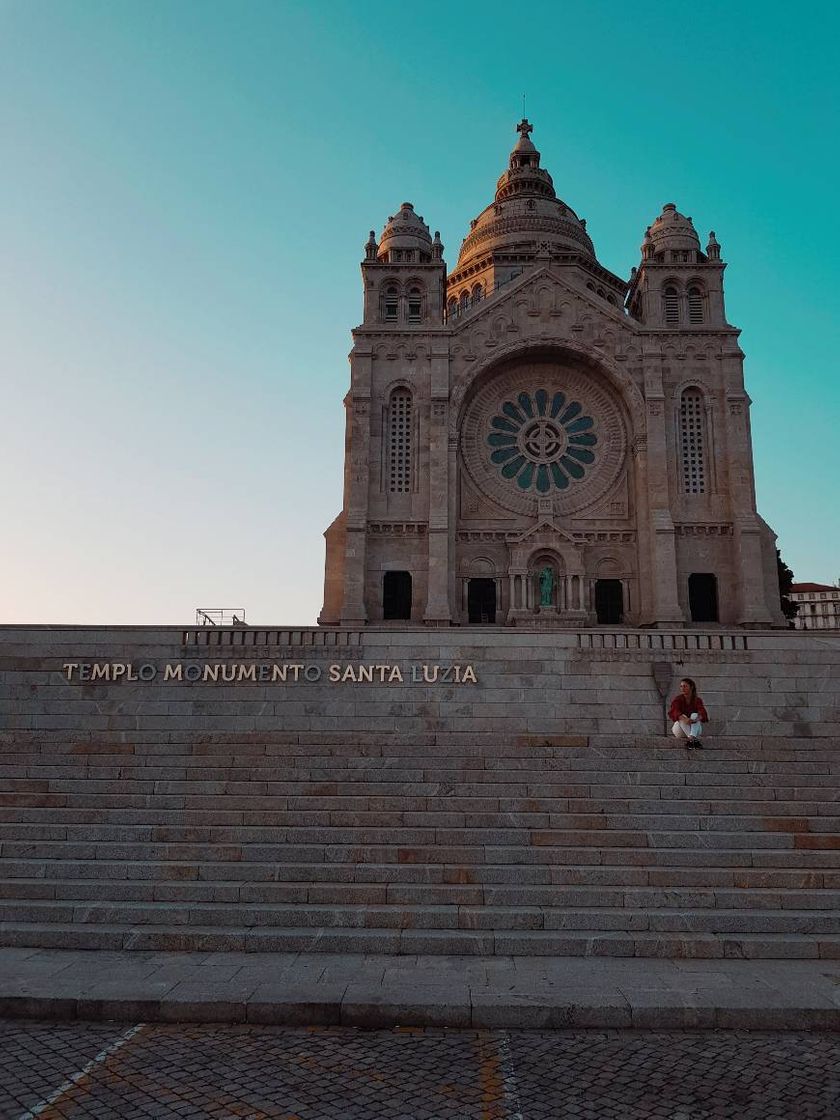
[{"left": 516, "top": 118, "right": 534, "bottom": 139}]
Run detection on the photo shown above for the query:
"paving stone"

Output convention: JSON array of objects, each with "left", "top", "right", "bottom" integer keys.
[{"left": 0, "top": 1021, "right": 837, "bottom": 1119}]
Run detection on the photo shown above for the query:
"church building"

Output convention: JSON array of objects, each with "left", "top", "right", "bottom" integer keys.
[{"left": 319, "top": 121, "right": 785, "bottom": 629}]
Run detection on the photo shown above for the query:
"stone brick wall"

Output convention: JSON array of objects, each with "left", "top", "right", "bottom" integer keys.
[{"left": 2, "top": 626, "right": 838, "bottom": 739}]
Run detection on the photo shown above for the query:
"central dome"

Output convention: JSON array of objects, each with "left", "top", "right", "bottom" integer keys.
[{"left": 453, "top": 120, "right": 595, "bottom": 276}]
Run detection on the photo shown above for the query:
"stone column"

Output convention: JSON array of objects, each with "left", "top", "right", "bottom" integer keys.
[
  {"left": 340, "top": 350, "right": 373, "bottom": 624},
  {"left": 425, "top": 346, "right": 452, "bottom": 623}
]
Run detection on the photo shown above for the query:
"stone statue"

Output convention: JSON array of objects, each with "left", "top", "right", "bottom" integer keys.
[{"left": 538, "top": 566, "right": 554, "bottom": 607}]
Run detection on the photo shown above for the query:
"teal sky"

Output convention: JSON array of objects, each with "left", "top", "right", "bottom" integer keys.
[{"left": 2, "top": 0, "right": 838, "bottom": 624}]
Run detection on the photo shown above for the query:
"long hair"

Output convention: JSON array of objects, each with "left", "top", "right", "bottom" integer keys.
[{"left": 681, "top": 678, "right": 697, "bottom": 705}]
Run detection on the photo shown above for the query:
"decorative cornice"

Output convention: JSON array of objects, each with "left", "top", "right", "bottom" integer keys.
[
  {"left": 674, "top": 524, "right": 734, "bottom": 537},
  {"left": 368, "top": 522, "right": 428, "bottom": 535}
]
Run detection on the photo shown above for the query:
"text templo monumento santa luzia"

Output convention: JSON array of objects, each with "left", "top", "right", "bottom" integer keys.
[{"left": 61, "top": 662, "right": 478, "bottom": 684}]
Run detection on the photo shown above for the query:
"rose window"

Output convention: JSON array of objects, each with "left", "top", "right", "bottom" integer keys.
[{"left": 486, "top": 388, "right": 597, "bottom": 492}]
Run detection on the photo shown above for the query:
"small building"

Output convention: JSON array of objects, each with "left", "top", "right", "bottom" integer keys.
[{"left": 790, "top": 583, "right": 840, "bottom": 630}]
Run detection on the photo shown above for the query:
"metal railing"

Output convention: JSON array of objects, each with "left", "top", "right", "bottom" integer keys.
[{"left": 195, "top": 609, "right": 247, "bottom": 628}]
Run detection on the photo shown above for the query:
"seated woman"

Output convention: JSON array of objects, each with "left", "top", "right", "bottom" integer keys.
[{"left": 668, "top": 677, "right": 709, "bottom": 748}]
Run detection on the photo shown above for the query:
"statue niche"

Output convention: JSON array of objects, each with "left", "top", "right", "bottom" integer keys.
[{"left": 506, "top": 542, "right": 591, "bottom": 628}]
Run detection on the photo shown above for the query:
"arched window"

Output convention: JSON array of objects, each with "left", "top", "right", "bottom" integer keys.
[
  {"left": 407, "top": 286, "right": 422, "bottom": 322},
  {"left": 471, "top": 283, "right": 483, "bottom": 306},
  {"left": 383, "top": 284, "right": 399, "bottom": 321},
  {"left": 688, "top": 286, "right": 704, "bottom": 324},
  {"left": 663, "top": 285, "right": 680, "bottom": 325},
  {"left": 447, "top": 296, "right": 457, "bottom": 321},
  {"left": 387, "top": 388, "right": 412, "bottom": 493},
  {"left": 679, "top": 388, "right": 707, "bottom": 494},
  {"left": 459, "top": 291, "right": 469, "bottom": 312}
]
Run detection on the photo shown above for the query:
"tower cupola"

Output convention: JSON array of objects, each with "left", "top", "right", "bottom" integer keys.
[
  {"left": 377, "top": 202, "right": 433, "bottom": 263},
  {"left": 647, "top": 203, "right": 701, "bottom": 256}
]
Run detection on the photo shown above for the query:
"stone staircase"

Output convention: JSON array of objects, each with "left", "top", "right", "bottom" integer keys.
[{"left": 1, "top": 731, "right": 839, "bottom": 958}]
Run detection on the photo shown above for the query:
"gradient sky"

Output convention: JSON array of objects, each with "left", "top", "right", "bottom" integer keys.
[{"left": 2, "top": 0, "right": 838, "bottom": 625}]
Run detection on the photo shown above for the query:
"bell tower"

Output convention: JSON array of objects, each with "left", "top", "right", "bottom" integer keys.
[
  {"left": 360, "top": 202, "right": 446, "bottom": 327},
  {"left": 626, "top": 203, "right": 727, "bottom": 329}
]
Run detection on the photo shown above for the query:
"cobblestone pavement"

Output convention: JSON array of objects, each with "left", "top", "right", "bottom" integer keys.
[{"left": 0, "top": 1021, "right": 837, "bottom": 1120}]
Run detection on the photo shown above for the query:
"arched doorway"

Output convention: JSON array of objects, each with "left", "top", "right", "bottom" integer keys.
[
  {"left": 595, "top": 579, "right": 624, "bottom": 624},
  {"left": 689, "top": 573, "right": 718, "bottom": 623},
  {"left": 383, "top": 571, "right": 412, "bottom": 620},
  {"left": 468, "top": 578, "right": 496, "bottom": 623}
]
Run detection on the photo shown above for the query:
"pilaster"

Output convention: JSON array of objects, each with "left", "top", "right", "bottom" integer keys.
[
  {"left": 643, "top": 358, "right": 684, "bottom": 624},
  {"left": 424, "top": 346, "right": 452, "bottom": 622},
  {"left": 340, "top": 347, "right": 372, "bottom": 625},
  {"left": 723, "top": 387, "right": 775, "bottom": 626}
]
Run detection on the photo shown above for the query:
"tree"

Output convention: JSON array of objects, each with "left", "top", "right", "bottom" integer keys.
[{"left": 776, "top": 548, "right": 798, "bottom": 622}]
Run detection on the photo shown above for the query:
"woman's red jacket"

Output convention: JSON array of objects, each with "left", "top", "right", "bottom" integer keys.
[{"left": 668, "top": 695, "right": 709, "bottom": 723}]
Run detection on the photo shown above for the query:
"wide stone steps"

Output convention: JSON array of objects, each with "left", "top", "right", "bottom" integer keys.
[
  {"left": 3, "top": 797, "right": 840, "bottom": 819},
  {"left": 2, "top": 736, "right": 839, "bottom": 957},
  {"left": 4, "top": 877, "right": 840, "bottom": 911},
  {"left": 3, "top": 815, "right": 840, "bottom": 841},
  {"left": 3, "top": 859, "right": 838, "bottom": 890},
  {"left": 0, "top": 921, "right": 835, "bottom": 960},
  {"left": 4, "top": 896, "right": 840, "bottom": 933}
]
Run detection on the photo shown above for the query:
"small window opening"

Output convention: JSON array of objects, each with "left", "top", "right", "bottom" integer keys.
[
  {"left": 407, "top": 287, "right": 422, "bottom": 322},
  {"left": 680, "top": 388, "right": 706, "bottom": 494},
  {"left": 688, "top": 287, "right": 704, "bottom": 324},
  {"left": 387, "top": 389, "right": 412, "bottom": 493},
  {"left": 384, "top": 286, "right": 399, "bottom": 321},
  {"left": 664, "top": 286, "right": 679, "bottom": 325}
]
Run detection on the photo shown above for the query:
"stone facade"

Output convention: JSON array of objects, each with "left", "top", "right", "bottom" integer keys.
[
  {"left": 319, "top": 121, "right": 785, "bottom": 631},
  {"left": 4, "top": 624, "right": 838, "bottom": 739},
  {"left": 791, "top": 583, "right": 840, "bottom": 631}
]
